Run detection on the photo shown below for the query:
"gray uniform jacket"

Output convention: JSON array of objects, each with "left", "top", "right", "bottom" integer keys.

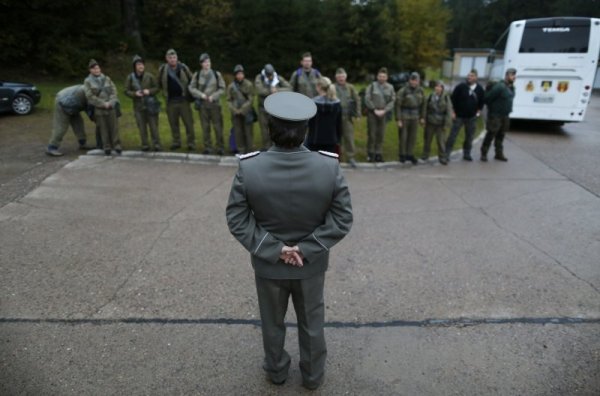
[
  {"left": 189, "top": 69, "right": 226, "bottom": 104},
  {"left": 226, "top": 146, "right": 353, "bottom": 280},
  {"left": 56, "top": 85, "right": 87, "bottom": 115},
  {"left": 83, "top": 74, "right": 118, "bottom": 116},
  {"left": 364, "top": 82, "right": 395, "bottom": 113}
]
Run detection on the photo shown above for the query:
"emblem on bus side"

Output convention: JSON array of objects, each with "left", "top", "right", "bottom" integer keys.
[{"left": 557, "top": 81, "right": 569, "bottom": 93}]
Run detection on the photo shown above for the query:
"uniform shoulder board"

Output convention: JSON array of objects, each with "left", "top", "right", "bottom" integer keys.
[
  {"left": 238, "top": 151, "right": 261, "bottom": 160},
  {"left": 318, "top": 150, "right": 339, "bottom": 159}
]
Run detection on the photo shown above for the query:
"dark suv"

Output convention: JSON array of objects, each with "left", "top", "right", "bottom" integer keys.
[{"left": 0, "top": 81, "right": 42, "bottom": 115}]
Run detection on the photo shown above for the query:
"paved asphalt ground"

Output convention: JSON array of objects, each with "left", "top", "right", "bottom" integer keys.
[{"left": 1, "top": 97, "right": 599, "bottom": 395}]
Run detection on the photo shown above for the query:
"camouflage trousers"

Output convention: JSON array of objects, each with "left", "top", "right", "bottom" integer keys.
[
  {"left": 422, "top": 123, "right": 446, "bottom": 160},
  {"left": 199, "top": 103, "right": 224, "bottom": 152},
  {"left": 232, "top": 114, "right": 254, "bottom": 154},
  {"left": 258, "top": 107, "right": 271, "bottom": 151},
  {"left": 134, "top": 109, "right": 160, "bottom": 149},
  {"left": 367, "top": 111, "right": 387, "bottom": 155},
  {"left": 482, "top": 116, "right": 510, "bottom": 155},
  {"left": 167, "top": 100, "right": 195, "bottom": 148},
  {"left": 341, "top": 115, "right": 356, "bottom": 160}
]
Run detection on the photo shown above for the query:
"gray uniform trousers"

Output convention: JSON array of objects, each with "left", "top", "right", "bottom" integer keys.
[
  {"left": 232, "top": 114, "right": 254, "bottom": 154},
  {"left": 341, "top": 115, "right": 356, "bottom": 160},
  {"left": 367, "top": 111, "right": 386, "bottom": 155},
  {"left": 423, "top": 123, "right": 446, "bottom": 159},
  {"left": 200, "top": 102, "right": 224, "bottom": 152},
  {"left": 49, "top": 101, "right": 86, "bottom": 147},
  {"left": 166, "top": 99, "right": 195, "bottom": 148},
  {"left": 134, "top": 109, "right": 160, "bottom": 149},
  {"left": 255, "top": 272, "right": 326, "bottom": 385}
]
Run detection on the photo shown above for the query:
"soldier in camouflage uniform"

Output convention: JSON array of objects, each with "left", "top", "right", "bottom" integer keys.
[
  {"left": 254, "top": 64, "right": 291, "bottom": 150},
  {"left": 125, "top": 55, "right": 161, "bottom": 151},
  {"left": 334, "top": 68, "right": 360, "bottom": 167},
  {"left": 481, "top": 68, "right": 517, "bottom": 162},
  {"left": 45, "top": 84, "right": 93, "bottom": 156},
  {"left": 364, "top": 67, "right": 395, "bottom": 162},
  {"left": 395, "top": 72, "right": 425, "bottom": 165},
  {"left": 83, "top": 59, "right": 121, "bottom": 156},
  {"left": 289, "top": 52, "right": 321, "bottom": 98},
  {"left": 158, "top": 48, "right": 195, "bottom": 151},
  {"left": 227, "top": 64, "right": 255, "bottom": 154},
  {"left": 421, "top": 81, "right": 452, "bottom": 165},
  {"left": 189, "top": 53, "right": 226, "bottom": 155}
]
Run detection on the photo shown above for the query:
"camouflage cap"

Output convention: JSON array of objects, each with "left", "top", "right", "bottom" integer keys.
[
  {"left": 233, "top": 64, "right": 244, "bottom": 74},
  {"left": 199, "top": 53, "right": 210, "bottom": 63},
  {"left": 166, "top": 48, "right": 177, "bottom": 56},
  {"left": 264, "top": 64, "right": 275, "bottom": 75},
  {"left": 506, "top": 68, "right": 517, "bottom": 75},
  {"left": 265, "top": 92, "right": 317, "bottom": 121},
  {"left": 132, "top": 55, "right": 144, "bottom": 66},
  {"left": 88, "top": 59, "right": 99, "bottom": 69},
  {"left": 335, "top": 67, "right": 346, "bottom": 75},
  {"left": 410, "top": 72, "right": 420, "bottom": 80}
]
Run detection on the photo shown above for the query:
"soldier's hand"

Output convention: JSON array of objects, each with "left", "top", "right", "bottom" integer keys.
[
  {"left": 143, "top": 89, "right": 150, "bottom": 96},
  {"left": 397, "top": 120, "right": 403, "bottom": 128},
  {"left": 280, "top": 246, "right": 304, "bottom": 267},
  {"left": 136, "top": 90, "right": 144, "bottom": 97},
  {"left": 104, "top": 102, "right": 111, "bottom": 109}
]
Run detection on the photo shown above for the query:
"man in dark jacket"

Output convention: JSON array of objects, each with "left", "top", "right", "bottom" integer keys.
[
  {"left": 445, "top": 69, "right": 485, "bottom": 161},
  {"left": 226, "top": 91, "right": 353, "bottom": 390},
  {"left": 481, "top": 68, "right": 516, "bottom": 162}
]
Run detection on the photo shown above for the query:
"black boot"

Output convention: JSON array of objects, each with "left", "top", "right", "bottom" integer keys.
[
  {"left": 399, "top": 155, "right": 406, "bottom": 163},
  {"left": 409, "top": 155, "right": 418, "bottom": 165},
  {"left": 375, "top": 154, "right": 383, "bottom": 162},
  {"left": 495, "top": 152, "right": 508, "bottom": 162},
  {"left": 367, "top": 152, "right": 375, "bottom": 162}
]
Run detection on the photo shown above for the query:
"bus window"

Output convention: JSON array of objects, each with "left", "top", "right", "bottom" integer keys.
[{"left": 519, "top": 19, "right": 591, "bottom": 53}]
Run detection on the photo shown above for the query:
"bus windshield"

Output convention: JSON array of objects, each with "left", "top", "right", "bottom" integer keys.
[{"left": 519, "top": 19, "right": 591, "bottom": 53}]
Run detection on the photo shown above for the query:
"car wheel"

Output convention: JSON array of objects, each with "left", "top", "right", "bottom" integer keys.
[{"left": 12, "top": 94, "right": 33, "bottom": 115}]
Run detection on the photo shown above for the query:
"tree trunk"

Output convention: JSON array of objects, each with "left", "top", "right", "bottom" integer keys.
[{"left": 122, "top": 0, "right": 145, "bottom": 53}]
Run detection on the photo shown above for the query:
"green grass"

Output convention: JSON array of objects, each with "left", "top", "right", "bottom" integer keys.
[{"left": 34, "top": 81, "right": 481, "bottom": 162}]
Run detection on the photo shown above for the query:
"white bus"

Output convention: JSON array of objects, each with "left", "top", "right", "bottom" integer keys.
[{"left": 489, "top": 17, "right": 600, "bottom": 122}]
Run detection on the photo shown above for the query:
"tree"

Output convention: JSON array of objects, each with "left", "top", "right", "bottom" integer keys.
[
  {"left": 121, "top": 0, "right": 145, "bottom": 53},
  {"left": 386, "top": 0, "right": 451, "bottom": 72}
]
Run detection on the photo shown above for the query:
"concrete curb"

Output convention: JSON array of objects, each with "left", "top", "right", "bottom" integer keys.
[{"left": 84, "top": 130, "right": 486, "bottom": 170}]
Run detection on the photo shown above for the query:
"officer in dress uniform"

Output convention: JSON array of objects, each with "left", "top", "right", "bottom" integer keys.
[{"left": 226, "top": 91, "right": 353, "bottom": 390}]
